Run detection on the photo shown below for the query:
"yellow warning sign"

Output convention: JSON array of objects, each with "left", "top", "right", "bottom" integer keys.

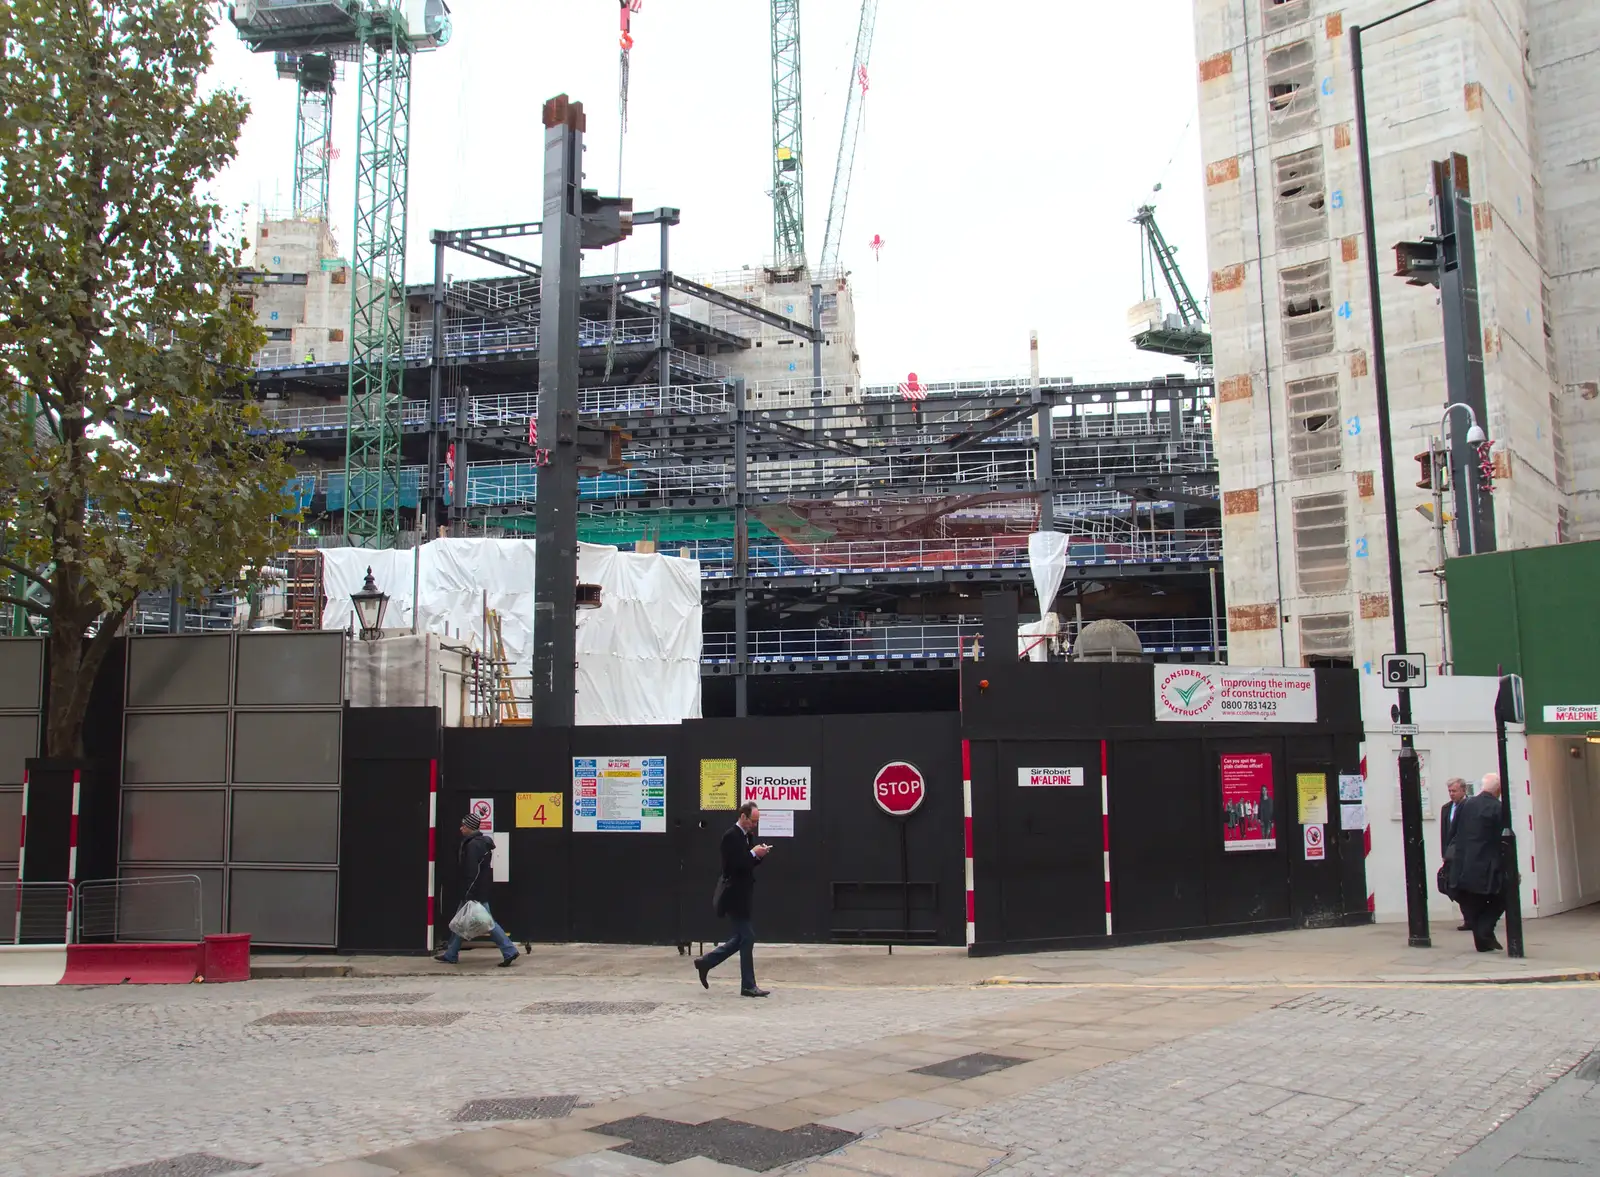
[
  {"left": 516, "top": 792, "right": 564, "bottom": 828},
  {"left": 699, "top": 759, "right": 738, "bottom": 810}
]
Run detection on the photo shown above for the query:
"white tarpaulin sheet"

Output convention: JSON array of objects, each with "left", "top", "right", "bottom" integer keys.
[
  {"left": 1017, "top": 615, "right": 1059, "bottom": 662},
  {"left": 1028, "top": 531, "right": 1067, "bottom": 618},
  {"left": 320, "top": 539, "right": 702, "bottom": 725}
]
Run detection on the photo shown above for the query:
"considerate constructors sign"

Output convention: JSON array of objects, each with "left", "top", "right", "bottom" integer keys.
[{"left": 1155, "top": 667, "right": 1318, "bottom": 723}]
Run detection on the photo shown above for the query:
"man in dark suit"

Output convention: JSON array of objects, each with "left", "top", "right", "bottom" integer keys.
[
  {"left": 695, "top": 802, "right": 772, "bottom": 997},
  {"left": 1450, "top": 773, "right": 1508, "bottom": 952},
  {"left": 1440, "top": 778, "right": 1470, "bottom": 931}
]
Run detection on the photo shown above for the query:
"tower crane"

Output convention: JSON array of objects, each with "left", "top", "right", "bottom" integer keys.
[
  {"left": 818, "top": 0, "right": 878, "bottom": 273},
  {"left": 273, "top": 49, "right": 347, "bottom": 221},
  {"left": 769, "top": 0, "right": 806, "bottom": 276},
  {"left": 229, "top": 1, "right": 453, "bottom": 549},
  {"left": 1130, "top": 202, "right": 1212, "bottom": 368}
]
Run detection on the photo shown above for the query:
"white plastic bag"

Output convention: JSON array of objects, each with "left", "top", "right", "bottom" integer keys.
[{"left": 449, "top": 900, "right": 493, "bottom": 940}]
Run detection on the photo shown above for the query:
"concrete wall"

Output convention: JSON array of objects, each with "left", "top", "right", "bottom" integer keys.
[
  {"left": 246, "top": 217, "right": 352, "bottom": 366},
  {"left": 1193, "top": 0, "right": 1581, "bottom": 673},
  {"left": 1529, "top": 0, "right": 1600, "bottom": 540}
]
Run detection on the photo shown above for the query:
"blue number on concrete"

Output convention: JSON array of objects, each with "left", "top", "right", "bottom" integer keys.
[
  {"left": 1355, "top": 537, "right": 1369, "bottom": 558},
  {"left": 1331, "top": 190, "right": 1344, "bottom": 209},
  {"left": 1321, "top": 77, "right": 1334, "bottom": 96},
  {"left": 1338, "top": 302, "right": 1353, "bottom": 319},
  {"left": 269, "top": 311, "right": 279, "bottom": 321},
  {"left": 1347, "top": 416, "right": 1361, "bottom": 436},
  {"left": 1362, "top": 661, "right": 1373, "bottom": 675},
  {"left": 272, "top": 255, "right": 282, "bottom": 266}
]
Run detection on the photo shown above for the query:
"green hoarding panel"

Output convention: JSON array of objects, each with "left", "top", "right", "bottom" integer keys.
[{"left": 1446, "top": 540, "right": 1600, "bottom": 734}]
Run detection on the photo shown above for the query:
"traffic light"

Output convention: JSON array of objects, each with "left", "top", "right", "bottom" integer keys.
[{"left": 1415, "top": 451, "right": 1434, "bottom": 490}]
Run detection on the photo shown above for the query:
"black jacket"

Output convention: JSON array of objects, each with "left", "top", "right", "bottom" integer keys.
[
  {"left": 1449, "top": 791, "right": 1504, "bottom": 897},
  {"left": 716, "top": 823, "right": 761, "bottom": 920},
  {"left": 1440, "top": 799, "right": 1463, "bottom": 858},
  {"left": 458, "top": 832, "right": 495, "bottom": 904}
]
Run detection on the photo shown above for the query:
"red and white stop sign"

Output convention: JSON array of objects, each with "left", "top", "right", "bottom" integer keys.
[{"left": 874, "top": 761, "right": 926, "bottom": 817}]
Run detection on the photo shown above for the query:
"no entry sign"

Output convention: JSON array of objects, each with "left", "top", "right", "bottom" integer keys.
[{"left": 874, "top": 761, "right": 926, "bottom": 817}]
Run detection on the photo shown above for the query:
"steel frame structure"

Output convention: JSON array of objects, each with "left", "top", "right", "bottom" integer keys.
[{"left": 281, "top": 52, "right": 338, "bottom": 220}]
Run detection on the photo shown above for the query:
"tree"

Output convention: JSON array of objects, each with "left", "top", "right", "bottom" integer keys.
[{"left": 0, "top": 0, "right": 296, "bottom": 758}]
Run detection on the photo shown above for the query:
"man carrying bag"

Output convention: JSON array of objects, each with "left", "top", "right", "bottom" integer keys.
[{"left": 435, "top": 812, "right": 520, "bottom": 967}]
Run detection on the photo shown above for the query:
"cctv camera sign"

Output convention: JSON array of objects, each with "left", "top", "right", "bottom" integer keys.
[{"left": 1156, "top": 667, "right": 1318, "bottom": 724}]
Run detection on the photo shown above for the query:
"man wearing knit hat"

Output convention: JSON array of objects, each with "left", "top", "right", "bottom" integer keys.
[{"left": 435, "top": 812, "right": 520, "bottom": 966}]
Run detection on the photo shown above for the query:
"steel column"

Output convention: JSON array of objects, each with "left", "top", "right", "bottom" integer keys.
[
  {"left": 531, "top": 97, "right": 586, "bottom": 727},
  {"left": 734, "top": 378, "right": 750, "bottom": 718},
  {"left": 426, "top": 233, "right": 446, "bottom": 538}
]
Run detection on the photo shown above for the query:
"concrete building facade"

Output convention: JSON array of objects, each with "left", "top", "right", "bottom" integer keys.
[{"left": 1191, "top": 0, "right": 1599, "bottom": 673}]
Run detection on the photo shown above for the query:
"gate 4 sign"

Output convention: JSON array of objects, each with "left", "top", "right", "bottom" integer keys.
[
  {"left": 874, "top": 761, "right": 926, "bottom": 817},
  {"left": 516, "top": 792, "right": 564, "bottom": 828},
  {"left": 468, "top": 797, "right": 494, "bottom": 832},
  {"left": 1303, "top": 823, "right": 1326, "bottom": 861}
]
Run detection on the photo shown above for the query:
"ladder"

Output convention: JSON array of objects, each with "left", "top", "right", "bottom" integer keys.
[
  {"left": 283, "top": 551, "right": 325, "bottom": 631},
  {"left": 486, "top": 609, "right": 530, "bottom": 726}
]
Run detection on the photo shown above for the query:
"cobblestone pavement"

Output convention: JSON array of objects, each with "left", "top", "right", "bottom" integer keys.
[
  {"left": 3, "top": 970, "right": 1597, "bottom": 1177},
  {"left": 912, "top": 984, "right": 1600, "bottom": 1177}
]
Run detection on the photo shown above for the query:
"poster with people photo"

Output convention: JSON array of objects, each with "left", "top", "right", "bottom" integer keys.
[{"left": 1220, "top": 752, "right": 1277, "bottom": 851}]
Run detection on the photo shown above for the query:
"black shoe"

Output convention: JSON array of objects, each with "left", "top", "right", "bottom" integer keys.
[
  {"left": 1476, "top": 943, "right": 1498, "bottom": 953},
  {"left": 498, "top": 951, "right": 520, "bottom": 967},
  {"left": 740, "top": 986, "right": 770, "bottom": 998},
  {"left": 1457, "top": 923, "right": 1471, "bottom": 931},
  {"left": 1489, "top": 938, "right": 1504, "bottom": 951},
  {"left": 433, "top": 954, "right": 458, "bottom": 964},
  {"left": 694, "top": 958, "right": 710, "bottom": 989}
]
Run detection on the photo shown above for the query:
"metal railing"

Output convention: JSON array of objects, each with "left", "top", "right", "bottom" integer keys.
[
  {"left": 7, "top": 881, "right": 73, "bottom": 945},
  {"left": 701, "top": 617, "right": 1226, "bottom": 663},
  {"left": 76, "top": 875, "right": 204, "bottom": 944},
  {"left": 663, "top": 531, "right": 1221, "bottom": 578}
]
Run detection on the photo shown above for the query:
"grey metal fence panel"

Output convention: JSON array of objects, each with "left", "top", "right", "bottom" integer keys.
[{"left": 76, "top": 875, "right": 203, "bottom": 943}]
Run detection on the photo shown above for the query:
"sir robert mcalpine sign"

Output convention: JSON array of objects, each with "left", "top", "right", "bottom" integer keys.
[
  {"left": 1155, "top": 666, "right": 1318, "bottom": 723},
  {"left": 739, "top": 767, "right": 813, "bottom": 810}
]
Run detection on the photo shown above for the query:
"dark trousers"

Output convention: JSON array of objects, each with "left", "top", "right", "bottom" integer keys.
[
  {"left": 1458, "top": 889, "right": 1506, "bottom": 951},
  {"left": 702, "top": 917, "right": 757, "bottom": 990}
]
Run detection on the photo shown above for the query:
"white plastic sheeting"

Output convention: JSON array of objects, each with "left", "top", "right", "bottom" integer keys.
[
  {"left": 1028, "top": 530, "right": 1067, "bottom": 619},
  {"left": 1017, "top": 615, "right": 1060, "bottom": 662},
  {"left": 319, "top": 539, "right": 702, "bottom": 725}
]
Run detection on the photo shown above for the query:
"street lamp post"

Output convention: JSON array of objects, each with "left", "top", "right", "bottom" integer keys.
[
  {"left": 1351, "top": 0, "right": 1438, "bottom": 948},
  {"left": 1440, "top": 403, "right": 1486, "bottom": 554},
  {"left": 351, "top": 566, "right": 389, "bottom": 641}
]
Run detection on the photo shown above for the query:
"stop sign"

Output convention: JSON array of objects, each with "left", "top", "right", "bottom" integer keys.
[{"left": 873, "top": 761, "right": 926, "bottom": 817}]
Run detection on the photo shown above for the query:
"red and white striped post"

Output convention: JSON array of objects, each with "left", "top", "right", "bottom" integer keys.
[
  {"left": 1360, "top": 754, "right": 1374, "bottom": 913},
  {"left": 12, "top": 769, "right": 26, "bottom": 944},
  {"left": 64, "top": 770, "right": 82, "bottom": 943},
  {"left": 961, "top": 739, "right": 975, "bottom": 947},
  {"left": 1100, "top": 740, "right": 1112, "bottom": 935},
  {"left": 425, "top": 758, "right": 439, "bottom": 951}
]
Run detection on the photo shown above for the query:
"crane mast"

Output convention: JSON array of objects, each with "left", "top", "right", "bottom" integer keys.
[
  {"left": 769, "top": 0, "right": 806, "bottom": 275},
  {"left": 819, "top": 0, "right": 877, "bottom": 273}
]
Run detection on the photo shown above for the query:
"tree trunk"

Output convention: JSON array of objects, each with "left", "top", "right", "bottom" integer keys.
[{"left": 45, "top": 611, "right": 119, "bottom": 760}]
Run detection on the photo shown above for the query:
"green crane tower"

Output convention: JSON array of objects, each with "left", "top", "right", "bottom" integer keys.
[
  {"left": 275, "top": 51, "right": 340, "bottom": 221},
  {"left": 769, "top": 0, "right": 805, "bottom": 275},
  {"left": 230, "top": 1, "right": 452, "bottom": 549}
]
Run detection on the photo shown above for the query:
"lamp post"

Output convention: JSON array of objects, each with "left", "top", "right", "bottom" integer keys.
[
  {"left": 1440, "top": 403, "right": 1486, "bottom": 554},
  {"left": 1351, "top": 0, "right": 1438, "bottom": 948},
  {"left": 351, "top": 566, "right": 389, "bottom": 641}
]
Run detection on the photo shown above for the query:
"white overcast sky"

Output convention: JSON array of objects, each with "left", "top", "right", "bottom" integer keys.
[{"left": 209, "top": 1, "right": 1209, "bottom": 385}]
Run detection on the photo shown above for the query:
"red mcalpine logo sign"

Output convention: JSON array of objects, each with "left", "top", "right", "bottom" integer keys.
[{"left": 874, "top": 761, "right": 926, "bottom": 817}]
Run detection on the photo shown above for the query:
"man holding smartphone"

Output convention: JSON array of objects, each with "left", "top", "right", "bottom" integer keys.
[{"left": 695, "top": 801, "right": 771, "bottom": 997}]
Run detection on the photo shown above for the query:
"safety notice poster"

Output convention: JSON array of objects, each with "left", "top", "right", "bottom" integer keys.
[
  {"left": 1219, "top": 752, "right": 1276, "bottom": 852},
  {"left": 573, "top": 756, "right": 667, "bottom": 833}
]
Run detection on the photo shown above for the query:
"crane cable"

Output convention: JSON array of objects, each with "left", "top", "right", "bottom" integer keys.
[{"left": 605, "top": 1, "right": 642, "bottom": 380}]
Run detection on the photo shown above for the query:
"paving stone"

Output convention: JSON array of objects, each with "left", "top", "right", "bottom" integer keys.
[
  {"left": 524, "top": 1002, "right": 663, "bottom": 1017},
  {"left": 819, "top": 1098, "right": 954, "bottom": 1134},
  {"left": 453, "top": 1095, "right": 583, "bottom": 1123},
  {"left": 656, "top": 1160, "right": 755, "bottom": 1176},
  {"left": 866, "top": 1129, "right": 1008, "bottom": 1168},
  {"left": 285, "top": 1163, "right": 398, "bottom": 1177},
  {"left": 593, "top": 1115, "right": 857, "bottom": 1172},
  {"left": 818, "top": 1144, "right": 974, "bottom": 1177},
  {"left": 308, "top": 993, "right": 435, "bottom": 1006},
  {"left": 87, "top": 1158, "right": 256, "bottom": 1177},
  {"left": 911, "top": 1053, "right": 1028, "bottom": 1081},
  {"left": 250, "top": 1011, "right": 465, "bottom": 1027},
  {"left": 544, "top": 1153, "right": 664, "bottom": 1176}
]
